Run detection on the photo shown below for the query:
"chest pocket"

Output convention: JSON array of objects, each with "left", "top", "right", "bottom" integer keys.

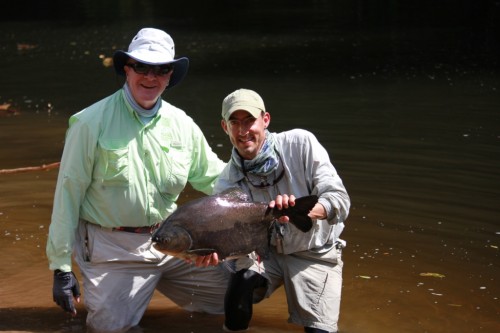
[
  {"left": 101, "top": 146, "right": 129, "bottom": 186},
  {"left": 159, "top": 145, "right": 191, "bottom": 196}
]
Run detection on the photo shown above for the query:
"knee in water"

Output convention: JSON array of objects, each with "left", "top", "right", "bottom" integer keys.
[{"left": 224, "top": 269, "right": 266, "bottom": 331}]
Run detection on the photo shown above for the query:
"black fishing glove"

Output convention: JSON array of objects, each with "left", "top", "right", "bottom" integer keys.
[{"left": 53, "top": 270, "right": 81, "bottom": 314}]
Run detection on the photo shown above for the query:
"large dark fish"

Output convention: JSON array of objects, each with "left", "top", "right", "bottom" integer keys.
[{"left": 152, "top": 187, "right": 318, "bottom": 261}]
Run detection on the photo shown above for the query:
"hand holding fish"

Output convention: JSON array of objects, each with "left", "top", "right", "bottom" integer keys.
[
  {"left": 308, "top": 203, "right": 327, "bottom": 220},
  {"left": 270, "top": 194, "right": 326, "bottom": 223},
  {"left": 192, "top": 252, "right": 220, "bottom": 267},
  {"left": 269, "top": 194, "right": 295, "bottom": 223}
]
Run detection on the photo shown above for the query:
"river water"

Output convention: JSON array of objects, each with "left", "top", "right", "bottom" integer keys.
[{"left": 0, "top": 15, "right": 499, "bottom": 333}]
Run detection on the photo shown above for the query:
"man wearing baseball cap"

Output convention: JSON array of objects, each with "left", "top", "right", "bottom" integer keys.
[
  {"left": 47, "top": 28, "right": 228, "bottom": 332},
  {"left": 214, "top": 88, "right": 350, "bottom": 333}
]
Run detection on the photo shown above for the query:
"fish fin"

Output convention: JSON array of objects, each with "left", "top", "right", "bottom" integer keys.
[
  {"left": 282, "top": 195, "right": 318, "bottom": 232},
  {"left": 219, "top": 187, "right": 252, "bottom": 202}
]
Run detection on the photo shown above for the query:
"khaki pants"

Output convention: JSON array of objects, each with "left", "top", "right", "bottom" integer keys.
[
  {"left": 243, "top": 247, "right": 343, "bottom": 332},
  {"left": 74, "top": 220, "right": 229, "bottom": 333}
]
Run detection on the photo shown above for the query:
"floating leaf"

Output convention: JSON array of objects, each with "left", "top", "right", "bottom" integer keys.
[
  {"left": 420, "top": 272, "right": 445, "bottom": 278},
  {"left": 17, "top": 43, "right": 38, "bottom": 51},
  {"left": 102, "top": 57, "right": 113, "bottom": 67}
]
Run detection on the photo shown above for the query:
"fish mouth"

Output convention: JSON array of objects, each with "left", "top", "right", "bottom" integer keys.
[
  {"left": 151, "top": 226, "right": 194, "bottom": 254},
  {"left": 151, "top": 237, "right": 174, "bottom": 252},
  {"left": 152, "top": 242, "right": 165, "bottom": 252}
]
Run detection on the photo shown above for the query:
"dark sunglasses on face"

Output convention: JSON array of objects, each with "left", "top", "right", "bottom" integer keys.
[{"left": 126, "top": 62, "right": 173, "bottom": 76}]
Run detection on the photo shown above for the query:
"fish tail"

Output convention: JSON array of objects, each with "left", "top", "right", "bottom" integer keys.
[{"left": 277, "top": 195, "right": 318, "bottom": 232}]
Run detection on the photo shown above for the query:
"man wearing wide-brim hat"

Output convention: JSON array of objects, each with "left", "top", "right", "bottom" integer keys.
[{"left": 46, "top": 27, "right": 228, "bottom": 332}]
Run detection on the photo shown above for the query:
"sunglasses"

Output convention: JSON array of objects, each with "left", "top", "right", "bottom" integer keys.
[{"left": 126, "top": 62, "right": 173, "bottom": 76}]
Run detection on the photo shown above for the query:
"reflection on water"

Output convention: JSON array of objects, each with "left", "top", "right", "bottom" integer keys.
[{"left": 1, "top": 16, "right": 499, "bottom": 333}]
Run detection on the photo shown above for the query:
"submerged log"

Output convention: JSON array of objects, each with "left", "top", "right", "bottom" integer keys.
[{"left": 0, "top": 162, "right": 60, "bottom": 174}]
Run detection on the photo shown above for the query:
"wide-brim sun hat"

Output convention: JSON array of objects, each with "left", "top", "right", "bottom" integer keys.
[{"left": 113, "top": 27, "right": 189, "bottom": 89}]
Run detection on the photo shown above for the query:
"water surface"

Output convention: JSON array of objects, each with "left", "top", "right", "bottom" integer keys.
[{"left": 1, "top": 17, "right": 499, "bottom": 333}]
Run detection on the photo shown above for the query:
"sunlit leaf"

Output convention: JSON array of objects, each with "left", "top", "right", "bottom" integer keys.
[{"left": 420, "top": 272, "right": 445, "bottom": 278}]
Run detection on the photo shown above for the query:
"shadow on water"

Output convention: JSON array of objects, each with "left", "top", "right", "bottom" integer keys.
[
  {"left": 0, "top": 307, "right": 228, "bottom": 333},
  {"left": 1, "top": 3, "right": 499, "bottom": 333},
  {"left": 0, "top": 304, "right": 301, "bottom": 333}
]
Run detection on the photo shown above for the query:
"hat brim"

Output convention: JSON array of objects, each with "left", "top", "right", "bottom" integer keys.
[
  {"left": 223, "top": 105, "right": 263, "bottom": 121},
  {"left": 113, "top": 50, "right": 189, "bottom": 90}
]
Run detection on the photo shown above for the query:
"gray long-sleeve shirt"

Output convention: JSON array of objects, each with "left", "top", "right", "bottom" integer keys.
[{"left": 214, "top": 129, "right": 350, "bottom": 255}]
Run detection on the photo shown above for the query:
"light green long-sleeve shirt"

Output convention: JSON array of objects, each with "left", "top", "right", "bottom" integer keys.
[{"left": 46, "top": 89, "right": 225, "bottom": 272}]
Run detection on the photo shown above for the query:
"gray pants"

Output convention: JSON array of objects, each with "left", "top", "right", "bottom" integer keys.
[
  {"left": 74, "top": 221, "right": 229, "bottom": 333},
  {"left": 242, "top": 247, "right": 343, "bottom": 332}
]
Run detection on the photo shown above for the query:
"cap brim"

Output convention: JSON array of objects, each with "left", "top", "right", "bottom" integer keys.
[
  {"left": 112, "top": 50, "right": 189, "bottom": 90},
  {"left": 223, "top": 105, "right": 262, "bottom": 120}
]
